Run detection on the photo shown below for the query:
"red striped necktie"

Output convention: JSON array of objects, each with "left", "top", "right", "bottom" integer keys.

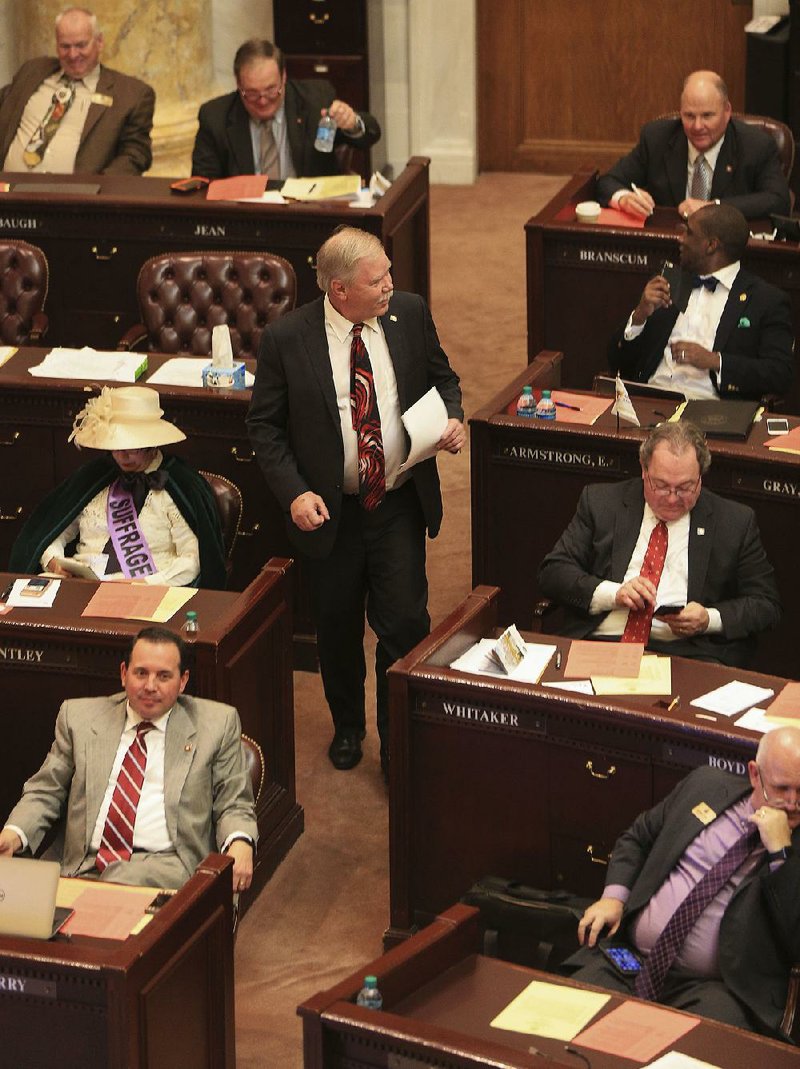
[
  {"left": 96, "top": 721, "right": 154, "bottom": 872},
  {"left": 621, "top": 520, "right": 668, "bottom": 643},
  {"left": 350, "top": 322, "right": 386, "bottom": 511}
]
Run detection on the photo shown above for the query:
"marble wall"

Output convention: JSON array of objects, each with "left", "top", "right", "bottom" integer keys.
[{"left": 0, "top": 0, "right": 476, "bottom": 183}]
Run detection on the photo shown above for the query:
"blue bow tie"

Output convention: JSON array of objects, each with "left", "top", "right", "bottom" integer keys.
[{"left": 692, "top": 275, "right": 718, "bottom": 293}]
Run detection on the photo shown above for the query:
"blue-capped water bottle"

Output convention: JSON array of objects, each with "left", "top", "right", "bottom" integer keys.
[
  {"left": 355, "top": 974, "right": 383, "bottom": 1010},
  {"left": 516, "top": 384, "right": 536, "bottom": 417},
  {"left": 535, "top": 389, "right": 556, "bottom": 420},
  {"left": 314, "top": 113, "right": 337, "bottom": 153}
]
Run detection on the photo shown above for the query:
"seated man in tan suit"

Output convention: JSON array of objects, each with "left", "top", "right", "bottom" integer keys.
[{"left": 0, "top": 6, "right": 154, "bottom": 175}]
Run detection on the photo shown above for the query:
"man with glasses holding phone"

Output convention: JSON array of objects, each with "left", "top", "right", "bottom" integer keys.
[
  {"left": 191, "top": 38, "right": 380, "bottom": 181},
  {"left": 538, "top": 421, "right": 780, "bottom": 666},
  {"left": 566, "top": 725, "right": 800, "bottom": 1037}
]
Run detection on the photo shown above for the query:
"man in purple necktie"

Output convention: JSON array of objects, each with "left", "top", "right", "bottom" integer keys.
[{"left": 567, "top": 725, "right": 800, "bottom": 1038}]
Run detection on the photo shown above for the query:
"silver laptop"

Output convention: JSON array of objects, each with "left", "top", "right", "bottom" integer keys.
[{"left": 0, "top": 857, "right": 69, "bottom": 939}]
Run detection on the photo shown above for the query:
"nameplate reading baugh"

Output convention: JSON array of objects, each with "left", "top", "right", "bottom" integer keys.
[
  {"left": 497, "top": 443, "right": 620, "bottom": 473},
  {"left": 0, "top": 974, "right": 55, "bottom": 999},
  {"left": 0, "top": 216, "right": 38, "bottom": 231}
]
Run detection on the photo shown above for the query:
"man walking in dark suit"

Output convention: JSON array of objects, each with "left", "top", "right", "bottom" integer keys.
[
  {"left": 247, "top": 226, "right": 464, "bottom": 773},
  {"left": 608, "top": 203, "right": 794, "bottom": 400},
  {"left": 597, "top": 70, "right": 790, "bottom": 220},
  {"left": 191, "top": 39, "right": 380, "bottom": 180},
  {"left": 538, "top": 421, "right": 780, "bottom": 666},
  {"left": 568, "top": 725, "right": 800, "bottom": 1038},
  {"left": 0, "top": 6, "right": 154, "bottom": 175}
]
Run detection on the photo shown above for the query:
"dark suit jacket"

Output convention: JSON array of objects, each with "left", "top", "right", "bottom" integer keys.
[
  {"left": 570, "top": 767, "right": 800, "bottom": 1035},
  {"left": 596, "top": 117, "right": 791, "bottom": 219},
  {"left": 191, "top": 80, "right": 380, "bottom": 179},
  {"left": 537, "top": 479, "right": 781, "bottom": 666},
  {"left": 5, "top": 694, "right": 257, "bottom": 882},
  {"left": 0, "top": 57, "right": 154, "bottom": 175},
  {"left": 246, "top": 292, "right": 463, "bottom": 559},
  {"left": 608, "top": 268, "right": 795, "bottom": 400}
]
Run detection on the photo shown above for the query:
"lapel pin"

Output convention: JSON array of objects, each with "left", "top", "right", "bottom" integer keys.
[
  {"left": 726, "top": 164, "right": 733, "bottom": 173},
  {"left": 738, "top": 316, "right": 750, "bottom": 328},
  {"left": 184, "top": 743, "right": 193, "bottom": 752},
  {"left": 739, "top": 293, "right": 747, "bottom": 303},
  {"left": 390, "top": 314, "right": 397, "bottom": 322},
  {"left": 697, "top": 527, "right": 705, "bottom": 536}
]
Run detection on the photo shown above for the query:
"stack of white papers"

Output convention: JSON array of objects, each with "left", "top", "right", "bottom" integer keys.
[{"left": 29, "top": 348, "right": 146, "bottom": 382}]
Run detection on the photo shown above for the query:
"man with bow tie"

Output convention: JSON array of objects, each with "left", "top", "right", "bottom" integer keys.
[
  {"left": 609, "top": 203, "right": 794, "bottom": 400},
  {"left": 246, "top": 227, "right": 464, "bottom": 775}
]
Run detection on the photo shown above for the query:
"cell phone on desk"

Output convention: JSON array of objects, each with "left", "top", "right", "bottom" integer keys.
[
  {"left": 767, "top": 417, "right": 789, "bottom": 435},
  {"left": 169, "top": 177, "right": 208, "bottom": 195},
  {"left": 600, "top": 943, "right": 642, "bottom": 976},
  {"left": 20, "top": 577, "right": 55, "bottom": 597}
]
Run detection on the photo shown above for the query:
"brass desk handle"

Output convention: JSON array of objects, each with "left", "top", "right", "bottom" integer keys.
[
  {"left": 309, "top": 13, "right": 330, "bottom": 25},
  {"left": 586, "top": 845, "right": 609, "bottom": 866},
  {"left": 586, "top": 760, "right": 616, "bottom": 780},
  {"left": 0, "top": 431, "right": 20, "bottom": 446},
  {"left": 238, "top": 522, "right": 261, "bottom": 539},
  {"left": 230, "top": 446, "right": 254, "bottom": 463},
  {"left": 91, "top": 244, "right": 118, "bottom": 261},
  {"left": 0, "top": 506, "right": 22, "bottom": 521}
]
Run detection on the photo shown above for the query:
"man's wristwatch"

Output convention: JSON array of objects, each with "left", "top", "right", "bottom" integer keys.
[{"left": 767, "top": 845, "right": 793, "bottom": 863}]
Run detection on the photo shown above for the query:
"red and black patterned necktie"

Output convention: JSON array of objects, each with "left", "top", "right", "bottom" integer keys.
[
  {"left": 350, "top": 322, "right": 385, "bottom": 510},
  {"left": 621, "top": 521, "right": 668, "bottom": 643},
  {"left": 96, "top": 721, "right": 154, "bottom": 872}
]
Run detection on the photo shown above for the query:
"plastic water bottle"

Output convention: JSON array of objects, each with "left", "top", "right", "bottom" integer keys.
[
  {"left": 516, "top": 384, "right": 536, "bottom": 417},
  {"left": 183, "top": 610, "right": 199, "bottom": 633},
  {"left": 535, "top": 389, "right": 556, "bottom": 420},
  {"left": 355, "top": 975, "right": 383, "bottom": 1010},
  {"left": 314, "top": 113, "right": 337, "bottom": 153}
]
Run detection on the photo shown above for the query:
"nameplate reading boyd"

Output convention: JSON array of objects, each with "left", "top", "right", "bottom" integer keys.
[{"left": 0, "top": 974, "right": 55, "bottom": 999}]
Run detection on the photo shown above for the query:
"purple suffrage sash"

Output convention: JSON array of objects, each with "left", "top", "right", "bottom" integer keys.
[{"left": 106, "top": 479, "right": 157, "bottom": 578}]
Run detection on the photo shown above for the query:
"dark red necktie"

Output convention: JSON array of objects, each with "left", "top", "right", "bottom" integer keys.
[
  {"left": 634, "top": 826, "right": 758, "bottom": 1000},
  {"left": 96, "top": 721, "right": 154, "bottom": 872},
  {"left": 621, "top": 521, "right": 668, "bottom": 643},
  {"left": 350, "top": 322, "right": 385, "bottom": 511}
]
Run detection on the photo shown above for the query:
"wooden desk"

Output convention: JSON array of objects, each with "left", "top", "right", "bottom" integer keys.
[
  {"left": 0, "top": 347, "right": 318, "bottom": 667},
  {"left": 0, "top": 159, "right": 430, "bottom": 349},
  {"left": 300, "top": 903, "right": 797, "bottom": 1068},
  {"left": 470, "top": 364, "right": 800, "bottom": 678},
  {"left": 0, "top": 562, "right": 301, "bottom": 901},
  {"left": 0, "top": 854, "right": 235, "bottom": 1068},
  {"left": 387, "top": 587, "right": 783, "bottom": 942},
  {"left": 526, "top": 170, "right": 800, "bottom": 413}
]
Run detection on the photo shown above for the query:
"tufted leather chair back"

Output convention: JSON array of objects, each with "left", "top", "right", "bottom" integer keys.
[
  {"left": 0, "top": 239, "right": 49, "bottom": 345},
  {"left": 131, "top": 250, "right": 296, "bottom": 357},
  {"left": 199, "top": 470, "right": 242, "bottom": 561}
]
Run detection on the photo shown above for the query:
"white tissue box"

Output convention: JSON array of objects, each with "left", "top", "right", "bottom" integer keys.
[{"left": 202, "top": 362, "right": 246, "bottom": 389}]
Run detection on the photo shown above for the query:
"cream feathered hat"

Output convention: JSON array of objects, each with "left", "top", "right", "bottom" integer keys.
[{"left": 69, "top": 386, "right": 186, "bottom": 450}]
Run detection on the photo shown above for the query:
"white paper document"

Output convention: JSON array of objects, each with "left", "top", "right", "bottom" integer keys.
[
  {"left": 690, "top": 681, "right": 774, "bottom": 717},
  {"left": 733, "top": 707, "right": 774, "bottom": 734},
  {"left": 644, "top": 1052, "right": 721, "bottom": 1069},
  {"left": 399, "top": 387, "right": 448, "bottom": 472},
  {"left": 6, "top": 577, "right": 60, "bottom": 608},
  {"left": 542, "top": 679, "right": 594, "bottom": 694},
  {"left": 29, "top": 348, "right": 146, "bottom": 382},
  {"left": 450, "top": 639, "right": 557, "bottom": 684},
  {"left": 146, "top": 357, "right": 254, "bottom": 389}
]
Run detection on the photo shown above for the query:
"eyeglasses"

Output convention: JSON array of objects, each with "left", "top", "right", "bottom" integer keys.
[
  {"left": 239, "top": 85, "right": 284, "bottom": 103},
  {"left": 757, "top": 764, "right": 800, "bottom": 811},
  {"left": 644, "top": 472, "right": 701, "bottom": 500}
]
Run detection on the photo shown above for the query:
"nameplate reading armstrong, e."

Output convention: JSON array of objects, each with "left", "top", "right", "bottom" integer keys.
[{"left": 498, "top": 443, "right": 620, "bottom": 473}]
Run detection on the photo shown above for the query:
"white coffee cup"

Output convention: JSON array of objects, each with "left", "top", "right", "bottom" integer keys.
[{"left": 575, "top": 200, "right": 601, "bottom": 223}]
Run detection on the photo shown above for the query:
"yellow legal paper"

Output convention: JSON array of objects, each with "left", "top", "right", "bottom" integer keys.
[
  {"left": 490, "top": 980, "right": 609, "bottom": 1040},
  {"left": 591, "top": 654, "right": 672, "bottom": 695},
  {"left": 150, "top": 586, "right": 197, "bottom": 623}
]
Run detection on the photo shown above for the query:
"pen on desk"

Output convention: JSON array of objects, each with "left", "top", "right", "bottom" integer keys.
[
  {"left": 555, "top": 649, "right": 562, "bottom": 670},
  {"left": 667, "top": 695, "right": 680, "bottom": 712},
  {"left": 0, "top": 583, "right": 13, "bottom": 601},
  {"left": 695, "top": 712, "right": 717, "bottom": 722},
  {"left": 554, "top": 401, "right": 581, "bottom": 411},
  {"left": 307, "top": 182, "right": 317, "bottom": 194}
]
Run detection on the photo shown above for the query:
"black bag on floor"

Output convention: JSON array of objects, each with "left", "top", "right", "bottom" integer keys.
[{"left": 462, "top": 876, "right": 593, "bottom": 971}]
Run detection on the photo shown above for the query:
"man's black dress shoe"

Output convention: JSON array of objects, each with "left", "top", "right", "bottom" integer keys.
[{"left": 328, "top": 730, "right": 364, "bottom": 770}]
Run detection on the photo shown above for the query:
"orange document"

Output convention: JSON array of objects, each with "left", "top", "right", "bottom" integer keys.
[
  {"left": 62, "top": 886, "right": 151, "bottom": 939},
  {"left": 82, "top": 583, "right": 169, "bottom": 621},
  {"left": 551, "top": 391, "right": 613, "bottom": 426},
  {"left": 573, "top": 1000, "right": 700, "bottom": 1062},
  {"left": 564, "top": 640, "right": 644, "bottom": 679},
  {"left": 765, "top": 425, "right": 800, "bottom": 455},
  {"left": 595, "top": 207, "right": 646, "bottom": 229},
  {"left": 765, "top": 681, "right": 800, "bottom": 721},
  {"left": 206, "top": 175, "right": 267, "bottom": 201}
]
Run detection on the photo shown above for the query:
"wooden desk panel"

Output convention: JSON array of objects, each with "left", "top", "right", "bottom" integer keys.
[
  {"left": 0, "top": 159, "right": 430, "bottom": 350},
  {"left": 526, "top": 171, "right": 800, "bottom": 413},
  {"left": 387, "top": 588, "right": 781, "bottom": 943},
  {"left": 471, "top": 366, "right": 800, "bottom": 679},
  {"left": 0, "top": 855, "right": 235, "bottom": 1068},
  {"left": 0, "top": 348, "right": 319, "bottom": 667},
  {"left": 0, "top": 562, "right": 301, "bottom": 900},
  {"left": 300, "top": 903, "right": 797, "bottom": 1068}
]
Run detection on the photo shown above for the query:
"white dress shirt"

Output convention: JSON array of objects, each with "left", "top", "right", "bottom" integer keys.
[
  {"left": 686, "top": 137, "right": 724, "bottom": 200},
  {"left": 4, "top": 66, "right": 101, "bottom": 173},
  {"left": 248, "top": 102, "right": 296, "bottom": 179}
]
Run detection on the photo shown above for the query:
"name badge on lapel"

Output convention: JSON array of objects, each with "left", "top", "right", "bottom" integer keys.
[
  {"left": 91, "top": 93, "right": 113, "bottom": 107},
  {"left": 692, "top": 801, "right": 716, "bottom": 825}
]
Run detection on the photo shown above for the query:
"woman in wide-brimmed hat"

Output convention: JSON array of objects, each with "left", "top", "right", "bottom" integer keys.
[{"left": 10, "top": 386, "right": 226, "bottom": 588}]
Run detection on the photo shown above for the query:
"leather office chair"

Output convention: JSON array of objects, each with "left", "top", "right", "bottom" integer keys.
[
  {"left": 0, "top": 239, "right": 49, "bottom": 345},
  {"left": 199, "top": 470, "right": 242, "bottom": 564},
  {"left": 241, "top": 734, "right": 265, "bottom": 806},
  {"left": 656, "top": 111, "right": 795, "bottom": 181},
  {"left": 117, "top": 250, "right": 296, "bottom": 358}
]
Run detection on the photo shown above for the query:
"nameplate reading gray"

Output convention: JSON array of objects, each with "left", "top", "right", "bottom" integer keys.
[
  {"left": 0, "top": 216, "right": 38, "bottom": 231},
  {"left": 0, "top": 974, "right": 56, "bottom": 999},
  {"left": 749, "top": 474, "right": 800, "bottom": 501},
  {"left": 497, "top": 443, "right": 620, "bottom": 473}
]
